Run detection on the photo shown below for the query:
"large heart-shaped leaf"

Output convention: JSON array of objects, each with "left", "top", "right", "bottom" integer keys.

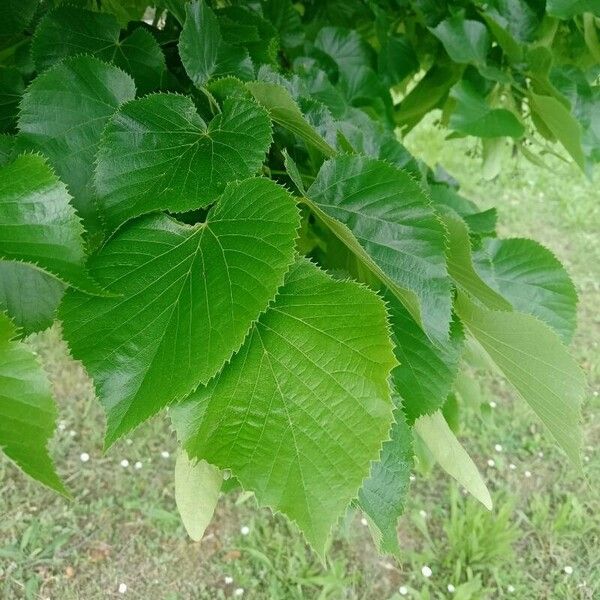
[
  {"left": 17, "top": 55, "right": 136, "bottom": 233},
  {"left": 60, "top": 178, "right": 299, "bottom": 445},
  {"left": 95, "top": 93, "right": 272, "bottom": 231},
  {"left": 0, "top": 313, "right": 66, "bottom": 494},
  {"left": 172, "top": 259, "right": 396, "bottom": 554}
]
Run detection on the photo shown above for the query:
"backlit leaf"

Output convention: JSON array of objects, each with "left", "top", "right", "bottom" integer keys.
[
  {"left": 175, "top": 450, "right": 222, "bottom": 541},
  {"left": 414, "top": 410, "right": 492, "bottom": 509},
  {"left": 455, "top": 292, "right": 584, "bottom": 464}
]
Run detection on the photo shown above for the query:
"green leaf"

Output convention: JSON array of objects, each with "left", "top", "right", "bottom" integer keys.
[
  {"left": 247, "top": 81, "right": 336, "bottom": 157},
  {"left": 0, "top": 262, "right": 64, "bottom": 337},
  {"left": 314, "top": 27, "right": 375, "bottom": 79},
  {"left": 17, "top": 55, "right": 136, "bottom": 234},
  {"left": 449, "top": 81, "right": 525, "bottom": 138},
  {"left": 378, "top": 34, "right": 419, "bottom": 87},
  {"left": 172, "top": 259, "right": 396, "bottom": 554},
  {"left": 475, "top": 238, "right": 577, "bottom": 343},
  {"left": 439, "top": 210, "right": 512, "bottom": 311},
  {"left": 386, "top": 292, "right": 464, "bottom": 423},
  {"left": 32, "top": 7, "right": 165, "bottom": 94},
  {"left": 0, "top": 154, "right": 103, "bottom": 295},
  {"left": 529, "top": 92, "right": 586, "bottom": 169},
  {"left": 0, "top": 0, "right": 38, "bottom": 37},
  {"left": 60, "top": 177, "right": 299, "bottom": 446},
  {"left": 358, "top": 402, "right": 413, "bottom": 556},
  {"left": 0, "top": 312, "right": 66, "bottom": 494},
  {"left": 95, "top": 94, "right": 272, "bottom": 232},
  {"left": 547, "top": 0, "right": 600, "bottom": 19},
  {"left": 261, "top": 0, "right": 304, "bottom": 49},
  {"left": 430, "top": 16, "right": 491, "bottom": 65},
  {"left": 0, "top": 67, "right": 24, "bottom": 132},
  {"left": 306, "top": 155, "right": 452, "bottom": 344},
  {"left": 455, "top": 292, "right": 584, "bottom": 464},
  {"left": 414, "top": 410, "right": 492, "bottom": 510},
  {"left": 175, "top": 450, "right": 222, "bottom": 541},
  {"left": 178, "top": 0, "right": 253, "bottom": 87}
]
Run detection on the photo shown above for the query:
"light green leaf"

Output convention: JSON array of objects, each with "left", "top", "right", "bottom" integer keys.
[
  {"left": 32, "top": 6, "right": 167, "bottom": 93},
  {"left": 17, "top": 55, "right": 136, "bottom": 233},
  {"left": 247, "top": 81, "right": 336, "bottom": 156},
  {"left": 95, "top": 94, "right": 272, "bottom": 232},
  {"left": 475, "top": 238, "right": 577, "bottom": 342},
  {"left": 0, "top": 312, "right": 66, "bottom": 494},
  {"left": 455, "top": 292, "right": 584, "bottom": 464},
  {"left": 439, "top": 210, "right": 512, "bottom": 311},
  {"left": 386, "top": 292, "right": 464, "bottom": 423},
  {"left": 172, "top": 259, "right": 396, "bottom": 554},
  {"left": 529, "top": 92, "right": 586, "bottom": 169},
  {"left": 306, "top": 155, "right": 452, "bottom": 344},
  {"left": 60, "top": 178, "right": 299, "bottom": 446},
  {"left": 430, "top": 16, "right": 491, "bottom": 65},
  {"left": 414, "top": 410, "right": 492, "bottom": 510},
  {"left": 0, "top": 262, "right": 64, "bottom": 337},
  {"left": 449, "top": 81, "right": 525, "bottom": 138},
  {"left": 547, "top": 0, "right": 600, "bottom": 19},
  {"left": 0, "top": 154, "right": 102, "bottom": 295},
  {"left": 358, "top": 402, "right": 413, "bottom": 556},
  {"left": 175, "top": 450, "right": 222, "bottom": 541},
  {"left": 178, "top": 0, "right": 253, "bottom": 87}
]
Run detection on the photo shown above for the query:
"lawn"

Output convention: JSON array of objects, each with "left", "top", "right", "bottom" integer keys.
[{"left": 1, "top": 117, "right": 598, "bottom": 599}]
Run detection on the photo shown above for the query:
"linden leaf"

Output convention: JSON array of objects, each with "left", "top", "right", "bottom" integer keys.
[
  {"left": 60, "top": 178, "right": 299, "bottom": 445},
  {"left": 455, "top": 292, "right": 584, "bottom": 464},
  {"left": 17, "top": 55, "right": 136, "bottom": 233},
  {"left": 306, "top": 155, "right": 452, "bottom": 344},
  {"left": 95, "top": 93, "right": 272, "bottom": 232},
  {"left": 358, "top": 401, "right": 413, "bottom": 556},
  {"left": 172, "top": 259, "right": 396, "bottom": 554}
]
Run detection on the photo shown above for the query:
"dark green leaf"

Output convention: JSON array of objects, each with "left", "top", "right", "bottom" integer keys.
[
  {"left": 0, "top": 67, "right": 24, "bottom": 132},
  {"left": 449, "top": 81, "right": 525, "bottom": 138},
  {"left": 358, "top": 401, "right": 413, "bottom": 556},
  {"left": 387, "top": 292, "right": 464, "bottom": 423},
  {"left": 0, "top": 262, "right": 64, "bottom": 337}
]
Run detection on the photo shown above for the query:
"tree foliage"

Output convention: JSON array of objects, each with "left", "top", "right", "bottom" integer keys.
[{"left": 0, "top": 0, "right": 593, "bottom": 557}]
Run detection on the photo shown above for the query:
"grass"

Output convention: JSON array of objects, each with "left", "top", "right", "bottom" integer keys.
[{"left": 1, "top": 116, "right": 599, "bottom": 599}]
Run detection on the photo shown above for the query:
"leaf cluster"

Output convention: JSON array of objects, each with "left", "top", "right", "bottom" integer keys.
[{"left": 0, "top": 0, "right": 589, "bottom": 557}]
